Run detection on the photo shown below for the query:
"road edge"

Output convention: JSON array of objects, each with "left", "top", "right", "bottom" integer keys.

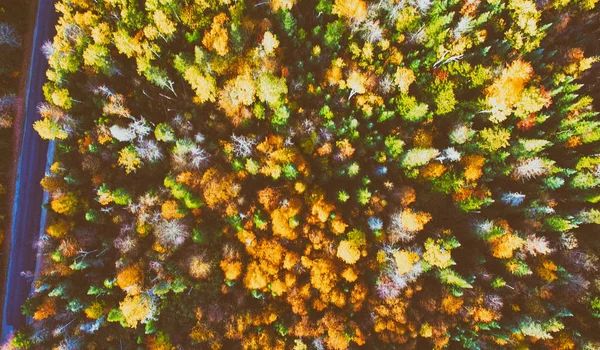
[{"left": 0, "top": 0, "right": 39, "bottom": 341}]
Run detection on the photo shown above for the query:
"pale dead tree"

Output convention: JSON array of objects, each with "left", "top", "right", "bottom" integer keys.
[
  {"left": 231, "top": 134, "right": 257, "bottom": 158},
  {"left": 38, "top": 102, "right": 68, "bottom": 122},
  {"left": 501, "top": 192, "right": 526, "bottom": 207},
  {"left": 524, "top": 235, "right": 553, "bottom": 256},
  {"left": 454, "top": 16, "right": 474, "bottom": 39},
  {"left": 190, "top": 146, "right": 210, "bottom": 169},
  {"left": 114, "top": 234, "right": 138, "bottom": 255},
  {"left": 386, "top": 211, "right": 417, "bottom": 243},
  {"left": 129, "top": 117, "right": 152, "bottom": 139},
  {"left": 110, "top": 124, "right": 136, "bottom": 142},
  {"left": 41, "top": 40, "right": 55, "bottom": 58},
  {"left": 437, "top": 147, "right": 461, "bottom": 163},
  {"left": 411, "top": 0, "right": 432, "bottom": 14},
  {"left": 155, "top": 219, "right": 190, "bottom": 249},
  {"left": 194, "top": 132, "right": 206, "bottom": 144},
  {"left": 171, "top": 114, "right": 193, "bottom": 135},
  {"left": 359, "top": 20, "right": 384, "bottom": 43},
  {"left": 378, "top": 74, "right": 395, "bottom": 94},
  {"left": 135, "top": 139, "right": 164, "bottom": 163},
  {"left": 513, "top": 157, "right": 551, "bottom": 180},
  {"left": 0, "top": 22, "right": 21, "bottom": 47},
  {"left": 92, "top": 84, "right": 115, "bottom": 98}
]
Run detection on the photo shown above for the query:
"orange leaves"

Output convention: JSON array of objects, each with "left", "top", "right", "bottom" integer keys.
[
  {"left": 485, "top": 60, "right": 534, "bottom": 123},
  {"left": 463, "top": 154, "right": 486, "bottom": 182},
  {"left": 257, "top": 187, "right": 281, "bottom": 211},
  {"left": 536, "top": 259, "right": 558, "bottom": 282},
  {"left": 117, "top": 263, "right": 144, "bottom": 295},
  {"left": 199, "top": 167, "right": 240, "bottom": 209},
  {"left": 335, "top": 139, "right": 355, "bottom": 159},
  {"left": 33, "top": 298, "right": 56, "bottom": 321},
  {"left": 307, "top": 258, "right": 339, "bottom": 295},
  {"left": 441, "top": 293, "right": 464, "bottom": 314},
  {"left": 202, "top": 13, "right": 229, "bottom": 56},
  {"left": 161, "top": 200, "right": 184, "bottom": 219},
  {"left": 489, "top": 232, "right": 525, "bottom": 259},
  {"left": 271, "top": 198, "right": 302, "bottom": 240},
  {"left": 220, "top": 260, "right": 243, "bottom": 280},
  {"left": 332, "top": 0, "right": 367, "bottom": 22},
  {"left": 243, "top": 261, "right": 269, "bottom": 290}
]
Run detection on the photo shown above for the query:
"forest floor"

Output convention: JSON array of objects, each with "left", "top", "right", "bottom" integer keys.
[{"left": 0, "top": 0, "right": 39, "bottom": 340}]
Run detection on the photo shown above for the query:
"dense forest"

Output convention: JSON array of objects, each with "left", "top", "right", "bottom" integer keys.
[
  {"left": 0, "top": 1, "right": 27, "bottom": 255},
  {"left": 9, "top": 0, "right": 600, "bottom": 348}
]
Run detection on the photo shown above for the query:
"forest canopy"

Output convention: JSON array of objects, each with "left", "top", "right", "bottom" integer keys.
[{"left": 13, "top": 0, "right": 600, "bottom": 348}]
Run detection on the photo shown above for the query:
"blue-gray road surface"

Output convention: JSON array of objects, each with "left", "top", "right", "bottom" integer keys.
[{"left": 1, "top": 0, "right": 57, "bottom": 342}]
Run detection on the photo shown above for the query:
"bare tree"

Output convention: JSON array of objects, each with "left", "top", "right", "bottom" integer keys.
[
  {"left": 155, "top": 219, "right": 190, "bottom": 249},
  {"left": 231, "top": 134, "right": 257, "bottom": 158},
  {"left": 0, "top": 22, "right": 21, "bottom": 47}
]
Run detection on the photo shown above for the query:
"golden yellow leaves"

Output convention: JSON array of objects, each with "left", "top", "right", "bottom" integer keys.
[
  {"left": 50, "top": 192, "right": 78, "bottom": 216},
  {"left": 202, "top": 13, "right": 229, "bottom": 56},
  {"left": 329, "top": 216, "right": 347, "bottom": 235},
  {"left": 332, "top": 0, "right": 367, "bottom": 22},
  {"left": 118, "top": 146, "right": 141, "bottom": 174},
  {"left": 84, "top": 301, "right": 104, "bottom": 320},
  {"left": 244, "top": 261, "right": 269, "bottom": 290},
  {"left": 485, "top": 59, "right": 534, "bottom": 123},
  {"left": 393, "top": 250, "right": 420, "bottom": 275},
  {"left": 199, "top": 167, "right": 240, "bottom": 209},
  {"left": 489, "top": 232, "right": 525, "bottom": 259},
  {"left": 309, "top": 196, "right": 335, "bottom": 224},
  {"left": 152, "top": 10, "right": 176, "bottom": 37},
  {"left": 337, "top": 240, "right": 361, "bottom": 264},
  {"left": 307, "top": 258, "right": 339, "bottom": 295},
  {"left": 117, "top": 263, "right": 144, "bottom": 295},
  {"left": 463, "top": 154, "right": 486, "bottom": 182},
  {"left": 218, "top": 73, "right": 256, "bottom": 118},
  {"left": 184, "top": 66, "right": 217, "bottom": 104},
  {"left": 270, "top": 0, "right": 297, "bottom": 11},
  {"left": 120, "top": 294, "right": 152, "bottom": 328},
  {"left": 394, "top": 67, "right": 416, "bottom": 94},
  {"left": 262, "top": 31, "right": 280, "bottom": 55},
  {"left": 46, "top": 218, "right": 73, "bottom": 239},
  {"left": 346, "top": 70, "right": 368, "bottom": 95},
  {"left": 188, "top": 255, "right": 212, "bottom": 279},
  {"left": 271, "top": 198, "right": 302, "bottom": 240},
  {"left": 325, "top": 58, "right": 346, "bottom": 87},
  {"left": 401, "top": 209, "right": 431, "bottom": 232},
  {"left": 423, "top": 239, "right": 454, "bottom": 269},
  {"left": 220, "top": 260, "right": 243, "bottom": 280}
]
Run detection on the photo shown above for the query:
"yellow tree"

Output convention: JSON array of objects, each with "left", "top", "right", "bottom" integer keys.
[
  {"left": 120, "top": 294, "right": 152, "bottom": 328},
  {"left": 332, "top": 0, "right": 367, "bottom": 22},
  {"left": 50, "top": 192, "right": 78, "bottom": 216},
  {"left": 117, "top": 263, "right": 144, "bottom": 295},
  {"left": 202, "top": 13, "right": 229, "bottom": 56}
]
